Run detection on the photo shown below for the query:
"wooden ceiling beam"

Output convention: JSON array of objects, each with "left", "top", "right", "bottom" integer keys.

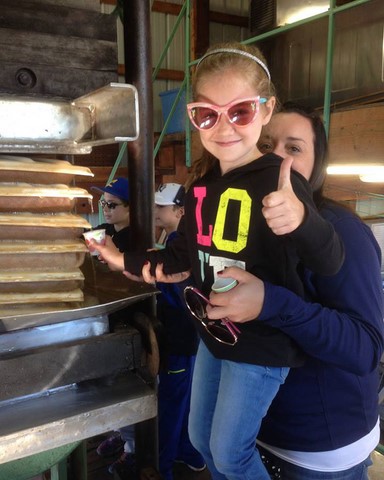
[
  {"left": 101, "top": 1, "right": 248, "bottom": 27},
  {"left": 118, "top": 64, "right": 184, "bottom": 81}
]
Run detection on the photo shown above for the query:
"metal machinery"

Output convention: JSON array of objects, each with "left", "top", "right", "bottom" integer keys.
[
  {"left": 0, "top": 0, "right": 160, "bottom": 477},
  {"left": 0, "top": 84, "right": 159, "bottom": 479}
]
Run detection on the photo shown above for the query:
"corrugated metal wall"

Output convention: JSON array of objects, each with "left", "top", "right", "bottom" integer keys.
[
  {"left": 102, "top": 0, "right": 250, "bottom": 132},
  {"left": 262, "top": 0, "right": 384, "bottom": 108},
  {"left": 151, "top": 1, "right": 186, "bottom": 133},
  {"left": 150, "top": 0, "right": 250, "bottom": 131},
  {"left": 210, "top": 0, "right": 249, "bottom": 43}
]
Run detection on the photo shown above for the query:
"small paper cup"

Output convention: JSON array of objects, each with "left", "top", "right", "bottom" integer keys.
[
  {"left": 83, "top": 229, "right": 106, "bottom": 256},
  {"left": 212, "top": 277, "right": 238, "bottom": 293}
]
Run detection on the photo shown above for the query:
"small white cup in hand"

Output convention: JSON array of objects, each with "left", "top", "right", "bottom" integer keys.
[
  {"left": 83, "top": 229, "right": 106, "bottom": 256},
  {"left": 212, "top": 277, "right": 238, "bottom": 293}
]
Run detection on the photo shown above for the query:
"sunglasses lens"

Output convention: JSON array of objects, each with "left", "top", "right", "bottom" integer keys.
[
  {"left": 100, "top": 200, "right": 122, "bottom": 210},
  {"left": 228, "top": 100, "right": 257, "bottom": 126},
  {"left": 184, "top": 287, "right": 237, "bottom": 345},
  {"left": 184, "top": 288, "right": 207, "bottom": 319},
  {"left": 190, "top": 106, "right": 218, "bottom": 130},
  {"left": 206, "top": 323, "right": 236, "bottom": 345}
]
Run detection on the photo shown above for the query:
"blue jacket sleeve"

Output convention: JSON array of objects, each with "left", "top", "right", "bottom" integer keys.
[
  {"left": 260, "top": 209, "right": 384, "bottom": 375},
  {"left": 288, "top": 172, "right": 344, "bottom": 275},
  {"left": 289, "top": 202, "right": 344, "bottom": 275}
]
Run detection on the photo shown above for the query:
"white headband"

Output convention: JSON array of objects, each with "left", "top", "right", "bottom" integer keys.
[{"left": 196, "top": 48, "right": 271, "bottom": 81}]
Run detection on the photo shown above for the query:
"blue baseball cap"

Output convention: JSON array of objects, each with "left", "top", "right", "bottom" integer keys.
[{"left": 91, "top": 177, "right": 130, "bottom": 202}]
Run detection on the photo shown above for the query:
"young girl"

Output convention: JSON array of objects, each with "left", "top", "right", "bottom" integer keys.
[{"left": 92, "top": 43, "right": 344, "bottom": 479}]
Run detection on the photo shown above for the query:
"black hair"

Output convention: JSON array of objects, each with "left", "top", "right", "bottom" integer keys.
[
  {"left": 279, "top": 102, "right": 328, "bottom": 206},
  {"left": 279, "top": 102, "right": 357, "bottom": 215}
]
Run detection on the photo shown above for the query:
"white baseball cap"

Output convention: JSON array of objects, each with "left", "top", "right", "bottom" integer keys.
[{"left": 155, "top": 183, "right": 185, "bottom": 206}]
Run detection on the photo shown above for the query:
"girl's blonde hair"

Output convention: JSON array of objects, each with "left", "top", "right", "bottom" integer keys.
[{"left": 185, "top": 42, "right": 277, "bottom": 190}]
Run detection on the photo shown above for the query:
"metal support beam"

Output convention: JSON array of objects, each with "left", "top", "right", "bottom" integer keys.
[
  {"left": 123, "top": 1, "right": 158, "bottom": 473},
  {"left": 123, "top": 0, "right": 154, "bottom": 251}
]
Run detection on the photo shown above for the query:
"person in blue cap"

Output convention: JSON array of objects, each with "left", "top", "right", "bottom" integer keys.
[
  {"left": 91, "top": 177, "right": 131, "bottom": 252},
  {"left": 91, "top": 177, "right": 136, "bottom": 474}
]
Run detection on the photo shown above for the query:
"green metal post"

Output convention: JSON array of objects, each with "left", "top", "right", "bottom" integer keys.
[
  {"left": 50, "top": 458, "right": 68, "bottom": 480},
  {"left": 376, "top": 443, "right": 384, "bottom": 456},
  {"left": 69, "top": 441, "right": 88, "bottom": 480},
  {"left": 153, "top": 76, "right": 188, "bottom": 160},
  {"left": 242, "top": 0, "right": 373, "bottom": 45},
  {"left": 152, "top": 1, "right": 188, "bottom": 161},
  {"left": 152, "top": 2, "right": 188, "bottom": 82}
]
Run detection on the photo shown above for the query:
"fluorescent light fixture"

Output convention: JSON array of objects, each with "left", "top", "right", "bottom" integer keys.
[
  {"left": 359, "top": 174, "right": 384, "bottom": 183},
  {"left": 327, "top": 164, "right": 384, "bottom": 175},
  {"left": 326, "top": 164, "right": 384, "bottom": 183},
  {"left": 284, "top": 6, "right": 329, "bottom": 24}
]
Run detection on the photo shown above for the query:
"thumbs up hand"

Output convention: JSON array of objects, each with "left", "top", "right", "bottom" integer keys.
[
  {"left": 277, "top": 155, "right": 294, "bottom": 191},
  {"left": 262, "top": 156, "right": 306, "bottom": 235}
]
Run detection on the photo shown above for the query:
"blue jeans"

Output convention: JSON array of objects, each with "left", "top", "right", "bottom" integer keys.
[
  {"left": 259, "top": 446, "right": 373, "bottom": 479},
  {"left": 188, "top": 341, "right": 289, "bottom": 480}
]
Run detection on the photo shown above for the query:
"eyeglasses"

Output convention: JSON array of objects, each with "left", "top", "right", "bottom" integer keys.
[
  {"left": 187, "top": 96, "right": 267, "bottom": 131},
  {"left": 184, "top": 286, "right": 241, "bottom": 346},
  {"left": 99, "top": 200, "right": 123, "bottom": 210}
]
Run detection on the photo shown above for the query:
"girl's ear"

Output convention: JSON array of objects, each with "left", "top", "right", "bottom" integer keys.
[{"left": 262, "top": 97, "right": 276, "bottom": 126}]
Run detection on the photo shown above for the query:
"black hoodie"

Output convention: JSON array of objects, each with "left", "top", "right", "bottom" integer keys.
[{"left": 124, "top": 153, "right": 344, "bottom": 367}]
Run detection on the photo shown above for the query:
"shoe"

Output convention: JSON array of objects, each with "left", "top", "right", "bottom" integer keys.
[
  {"left": 175, "top": 459, "right": 207, "bottom": 472},
  {"left": 108, "top": 452, "right": 136, "bottom": 475},
  {"left": 96, "top": 434, "right": 124, "bottom": 457}
]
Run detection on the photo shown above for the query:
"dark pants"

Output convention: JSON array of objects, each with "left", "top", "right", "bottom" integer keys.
[
  {"left": 259, "top": 445, "right": 373, "bottom": 480},
  {"left": 158, "top": 354, "right": 205, "bottom": 480}
]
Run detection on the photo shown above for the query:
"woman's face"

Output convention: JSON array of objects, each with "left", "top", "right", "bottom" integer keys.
[
  {"left": 258, "top": 112, "right": 315, "bottom": 181},
  {"left": 195, "top": 69, "right": 275, "bottom": 174}
]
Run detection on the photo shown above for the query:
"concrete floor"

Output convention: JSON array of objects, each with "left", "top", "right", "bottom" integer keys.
[{"left": 369, "top": 450, "right": 384, "bottom": 480}]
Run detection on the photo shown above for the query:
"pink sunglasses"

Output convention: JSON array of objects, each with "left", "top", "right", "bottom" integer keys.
[
  {"left": 184, "top": 286, "right": 241, "bottom": 346},
  {"left": 187, "top": 96, "right": 267, "bottom": 131}
]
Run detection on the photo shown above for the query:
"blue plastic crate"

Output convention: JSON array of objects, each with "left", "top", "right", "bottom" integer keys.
[{"left": 159, "top": 88, "right": 186, "bottom": 134}]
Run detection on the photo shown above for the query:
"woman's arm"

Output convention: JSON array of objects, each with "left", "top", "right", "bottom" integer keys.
[{"left": 208, "top": 213, "right": 384, "bottom": 375}]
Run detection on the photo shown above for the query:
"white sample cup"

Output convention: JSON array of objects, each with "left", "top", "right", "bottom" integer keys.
[
  {"left": 83, "top": 229, "right": 106, "bottom": 256},
  {"left": 211, "top": 277, "right": 238, "bottom": 293}
]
